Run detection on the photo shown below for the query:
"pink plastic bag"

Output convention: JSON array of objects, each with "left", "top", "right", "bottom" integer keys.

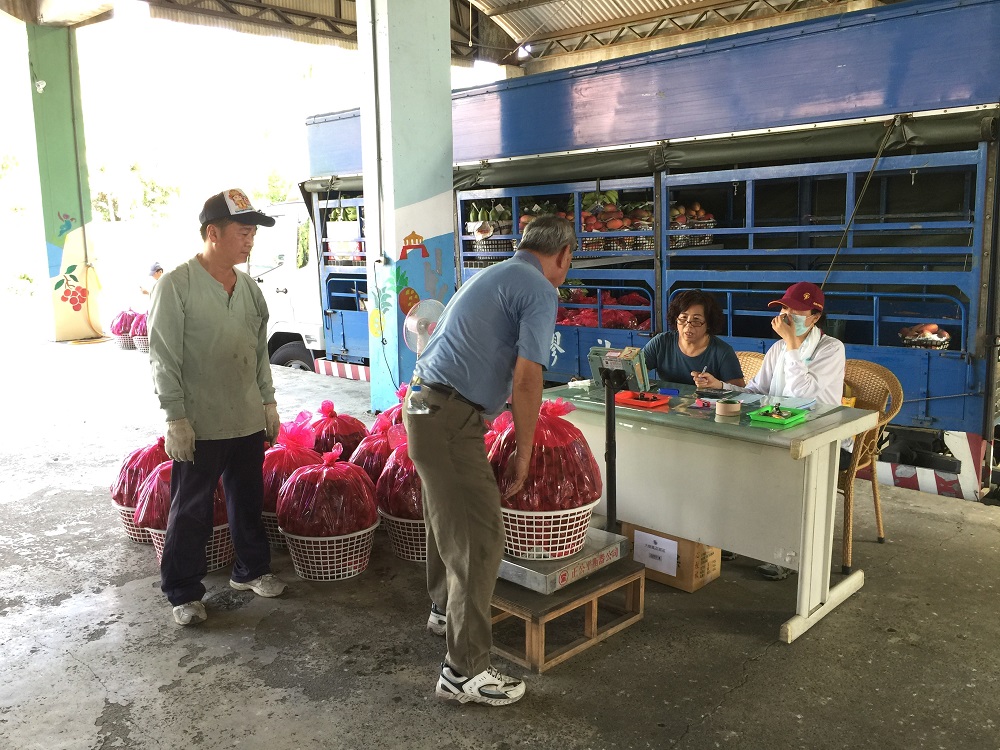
[
  {"left": 129, "top": 313, "right": 148, "bottom": 337},
  {"left": 375, "top": 427, "right": 423, "bottom": 520},
  {"left": 312, "top": 400, "right": 369, "bottom": 456},
  {"left": 484, "top": 410, "right": 513, "bottom": 452},
  {"left": 110, "top": 309, "right": 136, "bottom": 336},
  {"left": 370, "top": 384, "right": 409, "bottom": 435},
  {"left": 111, "top": 437, "right": 169, "bottom": 508},
  {"left": 349, "top": 432, "right": 392, "bottom": 487},
  {"left": 276, "top": 445, "right": 377, "bottom": 537},
  {"left": 488, "top": 398, "right": 602, "bottom": 511},
  {"left": 263, "top": 412, "right": 322, "bottom": 513},
  {"left": 133, "top": 461, "right": 228, "bottom": 530}
]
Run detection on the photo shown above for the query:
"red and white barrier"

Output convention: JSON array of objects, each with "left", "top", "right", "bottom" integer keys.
[
  {"left": 858, "top": 431, "right": 987, "bottom": 501},
  {"left": 314, "top": 358, "right": 371, "bottom": 381}
]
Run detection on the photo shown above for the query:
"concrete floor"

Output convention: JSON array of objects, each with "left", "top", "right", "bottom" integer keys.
[{"left": 1, "top": 339, "right": 999, "bottom": 750}]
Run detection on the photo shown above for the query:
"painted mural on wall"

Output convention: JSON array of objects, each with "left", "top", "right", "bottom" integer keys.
[
  {"left": 367, "top": 227, "right": 455, "bottom": 338},
  {"left": 53, "top": 263, "right": 89, "bottom": 311}
]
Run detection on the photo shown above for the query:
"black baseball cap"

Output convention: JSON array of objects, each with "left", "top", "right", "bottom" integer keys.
[{"left": 199, "top": 189, "right": 276, "bottom": 228}]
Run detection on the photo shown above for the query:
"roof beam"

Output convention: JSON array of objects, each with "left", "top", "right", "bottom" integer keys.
[
  {"left": 142, "top": 0, "right": 358, "bottom": 42},
  {"left": 525, "top": 0, "right": 841, "bottom": 48},
  {"left": 480, "top": 0, "right": 561, "bottom": 18}
]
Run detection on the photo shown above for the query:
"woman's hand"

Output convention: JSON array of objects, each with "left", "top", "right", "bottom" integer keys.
[
  {"left": 691, "top": 371, "right": 722, "bottom": 389},
  {"left": 771, "top": 313, "right": 798, "bottom": 347}
]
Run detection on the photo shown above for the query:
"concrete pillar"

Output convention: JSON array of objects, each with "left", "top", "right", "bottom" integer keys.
[
  {"left": 27, "top": 23, "right": 100, "bottom": 341},
  {"left": 356, "top": 0, "right": 455, "bottom": 411}
]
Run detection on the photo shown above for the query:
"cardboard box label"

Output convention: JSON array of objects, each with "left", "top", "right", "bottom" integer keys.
[{"left": 633, "top": 530, "right": 678, "bottom": 576}]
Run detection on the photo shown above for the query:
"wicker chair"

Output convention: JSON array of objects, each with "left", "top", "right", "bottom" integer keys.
[
  {"left": 735, "top": 351, "right": 765, "bottom": 382},
  {"left": 839, "top": 360, "right": 903, "bottom": 574}
]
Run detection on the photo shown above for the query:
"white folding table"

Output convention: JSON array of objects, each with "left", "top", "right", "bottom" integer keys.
[{"left": 545, "top": 383, "right": 878, "bottom": 642}]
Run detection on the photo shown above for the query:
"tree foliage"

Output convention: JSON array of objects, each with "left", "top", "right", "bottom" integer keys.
[{"left": 91, "top": 163, "right": 178, "bottom": 223}]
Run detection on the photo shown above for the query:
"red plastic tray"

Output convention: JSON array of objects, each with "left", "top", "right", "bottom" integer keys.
[{"left": 613, "top": 391, "right": 671, "bottom": 409}]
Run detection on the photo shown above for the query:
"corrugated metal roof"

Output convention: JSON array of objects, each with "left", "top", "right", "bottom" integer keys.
[{"left": 473, "top": 0, "right": 856, "bottom": 62}]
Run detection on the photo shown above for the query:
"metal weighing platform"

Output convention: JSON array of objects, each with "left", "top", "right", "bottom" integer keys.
[{"left": 497, "top": 526, "right": 631, "bottom": 595}]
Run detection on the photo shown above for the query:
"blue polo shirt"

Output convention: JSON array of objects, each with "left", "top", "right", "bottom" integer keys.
[
  {"left": 642, "top": 331, "right": 743, "bottom": 385},
  {"left": 414, "top": 251, "right": 557, "bottom": 414}
]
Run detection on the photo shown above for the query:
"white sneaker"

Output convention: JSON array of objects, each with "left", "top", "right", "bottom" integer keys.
[
  {"left": 427, "top": 603, "right": 446, "bottom": 636},
  {"left": 173, "top": 600, "right": 207, "bottom": 626},
  {"left": 435, "top": 663, "right": 526, "bottom": 706},
  {"left": 230, "top": 574, "right": 286, "bottom": 597}
]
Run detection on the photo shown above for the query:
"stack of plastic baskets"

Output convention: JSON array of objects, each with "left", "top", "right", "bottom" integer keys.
[
  {"left": 378, "top": 509, "right": 426, "bottom": 562},
  {"left": 500, "top": 499, "right": 599, "bottom": 560},
  {"left": 261, "top": 511, "right": 287, "bottom": 549},
  {"left": 147, "top": 525, "right": 235, "bottom": 572},
  {"left": 111, "top": 502, "right": 151, "bottom": 544},
  {"left": 280, "top": 520, "right": 379, "bottom": 581},
  {"left": 113, "top": 333, "right": 135, "bottom": 350}
]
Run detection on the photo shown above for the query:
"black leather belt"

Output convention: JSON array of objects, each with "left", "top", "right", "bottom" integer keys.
[{"left": 420, "top": 381, "right": 485, "bottom": 412}]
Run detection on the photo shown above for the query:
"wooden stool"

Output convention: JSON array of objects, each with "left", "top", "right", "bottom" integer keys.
[{"left": 490, "top": 559, "right": 645, "bottom": 673}]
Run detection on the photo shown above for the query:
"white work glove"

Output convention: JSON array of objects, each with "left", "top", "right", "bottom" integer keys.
[
  {"left": 264, "top": 403, "right": 280, "bottom": 444},
  {"left": 165, "top": 418, "right": 196, "bottom": 463}
]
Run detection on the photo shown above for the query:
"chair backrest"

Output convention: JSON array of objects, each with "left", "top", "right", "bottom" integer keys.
[
  {"left": 842, "top": 359, "right": 904, "bottom": 470},
  {"left": 736, "top": 351, "right": 764, "bottom": 381}
]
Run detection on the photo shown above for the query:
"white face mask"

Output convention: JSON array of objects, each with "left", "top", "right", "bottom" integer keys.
[{"left": 791, "top": 312, "right": 812, "bottom": 337}]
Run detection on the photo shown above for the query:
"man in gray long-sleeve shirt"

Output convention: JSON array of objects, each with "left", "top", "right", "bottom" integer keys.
[{"left": 149, "top": 188, "right": 287, "bottom": 627}]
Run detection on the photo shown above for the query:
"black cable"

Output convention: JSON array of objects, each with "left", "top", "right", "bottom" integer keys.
[{"left": 821, "top": 116, "right": 901, "bottom": 289}]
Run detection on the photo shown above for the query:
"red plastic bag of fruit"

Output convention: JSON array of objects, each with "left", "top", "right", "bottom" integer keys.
[
  {"left": 311, "top": 400, "right": 369, "bottom": 456},
  {"left": 129, "top": 313, "right": 148, "bottom": 337},
  {"left": 111, "top": 437, "right": 169, "bottom": 508},
  {"left": 276, "top": 445, "right": 377, "bottom": 537},
  {"left": 110, "top": 309, "right": 136, "bottom": 336},
  {"left": 375, "top": 425, "right": 423, "bottom": 520},
  {"left": 488, "top": 398, "right": 602, "bottom": 512},
  {"left": 263, "top": 412, "right": 322, "bottom": 513},
  {"left": 349, "top": 431, "right": 392, "bottom": 486},
  {"left": 132, "top": 461, "right": 228, "bottom": 530},
  {"left": 370, "top": 384, "right": 409, "bottom": 435},
  {"left": 484, "top": 410, "right": 513, "bottom": 452}
]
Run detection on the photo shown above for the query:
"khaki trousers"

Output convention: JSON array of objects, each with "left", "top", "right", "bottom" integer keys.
[{"left": 404, "top": 386, "right": 503, "bottom": 678}]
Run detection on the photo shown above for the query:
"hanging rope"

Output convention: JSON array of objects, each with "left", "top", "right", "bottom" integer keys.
[{"left": 820, "top": 116, "right": 902, "bottom": 289}]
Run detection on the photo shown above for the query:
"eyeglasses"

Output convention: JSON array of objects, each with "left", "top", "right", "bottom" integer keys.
[{"left": 676, "top": 317, "right": 706, "bottom": 329}]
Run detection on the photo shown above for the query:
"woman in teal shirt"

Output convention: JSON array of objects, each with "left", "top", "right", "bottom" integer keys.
[{"left": 641, "top": 290, "right": 745, "bottom": 386}]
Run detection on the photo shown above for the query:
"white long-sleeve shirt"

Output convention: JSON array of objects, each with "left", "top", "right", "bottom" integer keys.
[{"left": 740, "top": 329, "right": 846, "bottom": 405}]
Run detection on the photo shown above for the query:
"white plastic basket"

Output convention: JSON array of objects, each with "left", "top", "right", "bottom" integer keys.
[
  {"left": 113, "top": 334, "right": 135, "bottom": 350},
  {"left": 261, "top": 511, "right": 287, "bottom": 549},
  {"left": 378, "top": 509, "right": 426, "bottom": 562},
  {"left": 112, "top": 501, "right": 151, "bottom": 544},
  {"left": 280, "top": 521, "right": 379, "bottom": 581},
  {"left": 501, "top": 500, "right": 599, "bottom": 560},
  {"left": 147, "top": 524, "right": 235, "bottom": 572},
  {"left": 133, "top": 335, "right": 150, "bottom": 353}
]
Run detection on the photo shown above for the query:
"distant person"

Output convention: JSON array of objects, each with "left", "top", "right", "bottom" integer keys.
[
  {"left": 141, "top": 263, "right": 164, "bottom": 296},
  {"left": 642, "top": 289, "right": 744, "bottom": 386},
  {"left": 148, "top": 189, "right": 285, "bottom": 626},
  {"left": 404, "top": 215, "right": 574, "bottom": 706},
  {"left": 695, "top": 281, "right": 846, "bottom": 580}
]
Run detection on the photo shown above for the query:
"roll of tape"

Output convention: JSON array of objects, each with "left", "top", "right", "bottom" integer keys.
[{"left": 715, "top": 399, "right": 741, "bottom": 416}]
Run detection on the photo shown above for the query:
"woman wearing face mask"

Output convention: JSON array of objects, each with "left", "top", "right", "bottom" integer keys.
[{"left": 694, "top": 281, "right": 846, "bottom": 580}]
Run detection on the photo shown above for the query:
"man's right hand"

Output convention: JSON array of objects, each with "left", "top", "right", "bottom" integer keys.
[
  {"left": 502, "top": 448, "right": 532, "bottom": 500},
  {"left": 165, "top": 418, "right": 196, "bottom": 462}
]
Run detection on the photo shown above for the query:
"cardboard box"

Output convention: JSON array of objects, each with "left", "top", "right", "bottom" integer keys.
[{"left": 621, "top": 522, "right": 721, "bottom": 593}]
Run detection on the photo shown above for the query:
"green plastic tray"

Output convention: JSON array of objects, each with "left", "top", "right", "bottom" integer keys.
[{"left": 747, "top": 405, "right": 809, "bottom": 428}]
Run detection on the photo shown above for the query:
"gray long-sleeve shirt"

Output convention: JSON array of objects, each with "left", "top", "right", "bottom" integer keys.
[{"left": 148, "top": 256, "right": 276, "bottom": 440}]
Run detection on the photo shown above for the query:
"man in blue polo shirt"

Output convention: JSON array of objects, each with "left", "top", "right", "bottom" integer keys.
[{"left": 404, "top": 215, "right": 574, "bottom": 707}]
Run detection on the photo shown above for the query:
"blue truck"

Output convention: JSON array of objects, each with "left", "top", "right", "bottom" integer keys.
[{"left": 296, "top": 0, "right": 1000, "bottom": 487}]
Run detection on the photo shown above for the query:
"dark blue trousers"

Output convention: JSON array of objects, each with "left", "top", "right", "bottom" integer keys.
[{"left": 161, "top": 430, "right": 271, "bottom": 606}]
